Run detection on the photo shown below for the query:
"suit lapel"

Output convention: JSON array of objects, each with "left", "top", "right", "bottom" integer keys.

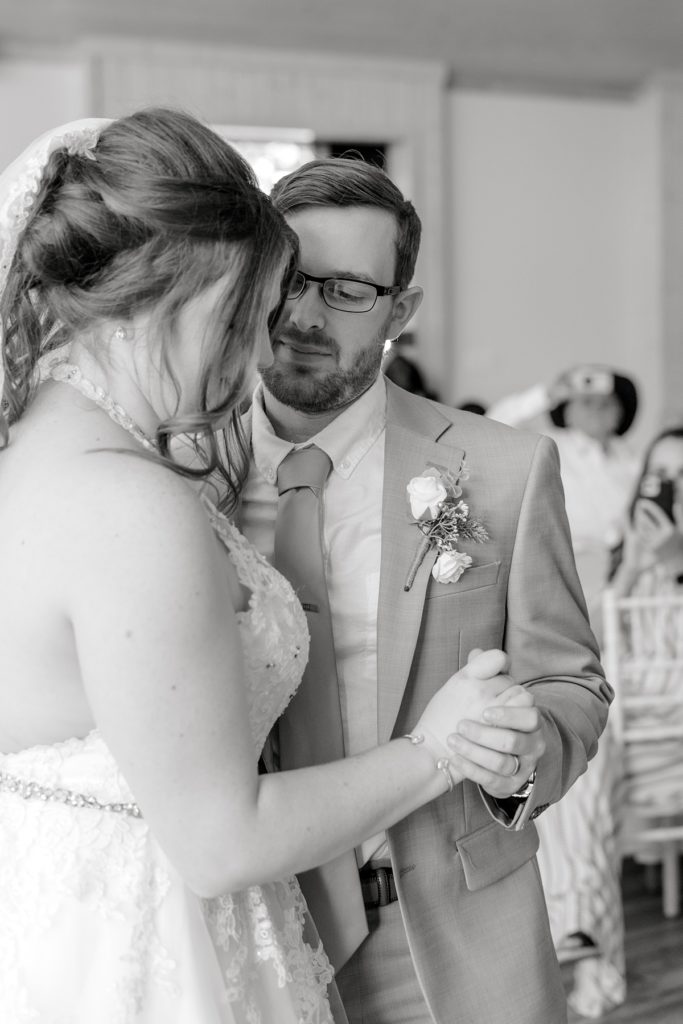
[{"left": 377, "top": 384, "right": 464, "bottom": 743}]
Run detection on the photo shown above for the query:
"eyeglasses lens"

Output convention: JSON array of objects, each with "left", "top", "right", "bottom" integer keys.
[
  {"left": 324, "top": 279, "right": 375, "bottom": 312},
  {"left": 286, "top": 271, "right": 377, "bottom": 312},
  {"left": 286, "top": 272, "right": 306, "bottom": 300}
]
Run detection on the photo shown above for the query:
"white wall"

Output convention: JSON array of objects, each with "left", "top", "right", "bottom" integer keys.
[
  {"left": 0, "top": 56, "right": 89, "bottom": 172},
  {"left": 448, "top": 89, "right": 660, "bottom": 452},
  {"left": 0, "top": 51, "right": 673, "bottom": 453}
]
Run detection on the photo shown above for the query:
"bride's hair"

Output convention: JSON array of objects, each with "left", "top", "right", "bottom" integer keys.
[{"left": 0, "top": 107, "right": 297, "bottom": 512}]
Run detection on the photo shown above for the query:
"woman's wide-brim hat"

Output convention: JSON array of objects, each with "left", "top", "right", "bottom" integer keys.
[{"left": 549, "top": 364, "right": 638, "bottom": 436}]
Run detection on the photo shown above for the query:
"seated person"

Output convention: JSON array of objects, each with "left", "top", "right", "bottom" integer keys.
[{"left": 382, "top": 348, "right": 438, "bottom": 399}]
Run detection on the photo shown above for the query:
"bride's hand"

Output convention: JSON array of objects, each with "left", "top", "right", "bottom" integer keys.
[{"left": 411, "top": 648, "right": 516, "bottom": 779}]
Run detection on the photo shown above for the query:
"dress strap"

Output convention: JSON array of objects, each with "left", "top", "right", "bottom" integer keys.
[{"left": 48, "top": 360, "right": 157, "bottom": 452}]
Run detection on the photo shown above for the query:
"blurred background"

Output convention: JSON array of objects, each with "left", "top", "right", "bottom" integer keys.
[{"left": 2, "top": 0, "right": 683, "bottom": 451}]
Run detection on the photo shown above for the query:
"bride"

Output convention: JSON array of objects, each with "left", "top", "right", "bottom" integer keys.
[{"left": 0, "top": 108, "right": 516, "bottom": 1023}]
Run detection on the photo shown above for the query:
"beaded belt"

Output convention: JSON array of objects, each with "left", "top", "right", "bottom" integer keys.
[
  {"left": 0, "top": 770, "right": 142, "bottom": 818},
  {"left": 360, "top": 864, "right": 398, "bottom": 908}
]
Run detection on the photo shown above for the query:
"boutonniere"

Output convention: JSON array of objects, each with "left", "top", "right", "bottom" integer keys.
[{"left": 404, "top": 462, "right": 489, "bottom": 591}]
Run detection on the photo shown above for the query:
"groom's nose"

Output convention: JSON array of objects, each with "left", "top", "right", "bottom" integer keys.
[{"left": 286, "top": 286, "right": 327, "bottom": 333}]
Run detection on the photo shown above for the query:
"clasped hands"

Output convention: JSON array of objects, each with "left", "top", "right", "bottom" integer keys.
[{"left": 414, "top": 648, "right": 545, "bottom": 798}]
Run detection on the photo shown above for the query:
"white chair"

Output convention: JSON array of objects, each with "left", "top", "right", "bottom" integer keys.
[{"left": 601, "top": 589, "right": 683, "bottom": 917}]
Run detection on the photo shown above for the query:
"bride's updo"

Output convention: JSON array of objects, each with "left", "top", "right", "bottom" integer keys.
[{"left": 1, "top": 107, "right": 297, "bottom": 507}]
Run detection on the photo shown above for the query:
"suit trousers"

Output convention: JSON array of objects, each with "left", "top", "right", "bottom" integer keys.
[{"left": 335, "top": 901, "right": 433, "bottom": 1024}]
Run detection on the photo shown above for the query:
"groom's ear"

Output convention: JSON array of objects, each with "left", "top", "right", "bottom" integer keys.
[{"left": 385, "top": 285, "right": 423, "bottom": 342}]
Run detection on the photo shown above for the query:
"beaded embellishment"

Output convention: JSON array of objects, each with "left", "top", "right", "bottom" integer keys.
[
  {"left": 0, "top": 770, "right": 142, "bottom": 817},
  {"left": 48, "top": 360, "right": 158, "bottom": 452}
]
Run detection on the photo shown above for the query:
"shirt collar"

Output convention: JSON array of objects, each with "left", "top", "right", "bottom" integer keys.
[{"left": 251, "top": 375, "right": 387, "bottom": 485}]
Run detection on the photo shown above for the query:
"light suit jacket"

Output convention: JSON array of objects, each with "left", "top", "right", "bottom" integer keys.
[{"left": 247, "top": 379, "right": 611, "bottom": 1024}]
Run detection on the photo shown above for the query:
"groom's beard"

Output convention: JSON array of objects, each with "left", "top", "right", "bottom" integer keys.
[{"left": 262, "top": 324, "right": 388, "bottom": 414}]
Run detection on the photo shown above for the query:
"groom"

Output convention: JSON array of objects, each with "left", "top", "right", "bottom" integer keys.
[{"left": 238, "top": 156, "right": 611, "bottom": 1024}]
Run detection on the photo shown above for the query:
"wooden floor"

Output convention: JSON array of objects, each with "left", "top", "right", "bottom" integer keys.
[{"left": 563, "top": 857, "right": 683, "bottom": 1023}]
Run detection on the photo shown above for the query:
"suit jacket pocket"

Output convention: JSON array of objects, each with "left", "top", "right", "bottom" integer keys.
[
  {"left": 426, "top": 559, "right": 501, "bottom": 598},
  {"left": 454, "top": 818, "right": 539, "bottom": 891}
]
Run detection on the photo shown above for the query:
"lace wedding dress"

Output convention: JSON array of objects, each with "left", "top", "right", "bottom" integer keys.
[{"left": 0, "top": 365, "right": 340, "bottom": 1024}]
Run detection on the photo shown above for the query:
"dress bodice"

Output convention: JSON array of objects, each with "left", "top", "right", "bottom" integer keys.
[
  {"left": 0, "top": 501, "right": 309, "bottom": 806},
  {"left": 203, "top": 499, "right": 309, "bottom": 754}
]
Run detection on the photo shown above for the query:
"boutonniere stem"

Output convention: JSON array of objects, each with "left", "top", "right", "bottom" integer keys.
[{"left": 404, "top": 536, "right": 432, "bottom": 592}]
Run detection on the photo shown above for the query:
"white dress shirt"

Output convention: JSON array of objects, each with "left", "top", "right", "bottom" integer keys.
[
  {"left": 553, "top": 429, "right": 639, "bottom": 552},
  {"left": 239, "top": 377, "right": 388, "bottom": 864}
]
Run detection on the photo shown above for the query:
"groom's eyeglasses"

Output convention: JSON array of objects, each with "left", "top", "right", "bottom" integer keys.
[{"left": 286, "top": 269, "right": 401, "bottom": 313}]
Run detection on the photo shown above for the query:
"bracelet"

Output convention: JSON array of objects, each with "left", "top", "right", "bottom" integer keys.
[{"left": 402, "top": 733, "right": 454, "bottom": 793}]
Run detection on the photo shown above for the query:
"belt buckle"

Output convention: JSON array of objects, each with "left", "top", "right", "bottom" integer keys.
[{"left": 375, "top": 866, "right": 391, "bottom": 907}]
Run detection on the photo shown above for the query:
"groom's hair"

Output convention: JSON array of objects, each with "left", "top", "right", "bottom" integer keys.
[{"left": 270, "top": 156, "right": 422, "bottom": 290}]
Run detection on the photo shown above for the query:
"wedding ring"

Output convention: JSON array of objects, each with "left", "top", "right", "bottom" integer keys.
[{"left": 509, "top": 754, "right": 521, "bottom": 777}]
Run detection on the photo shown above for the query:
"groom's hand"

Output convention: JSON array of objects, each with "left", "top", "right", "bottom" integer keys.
[
  {"left": 445, "top": 648, "right": 545, "bottom": 798},
  {"left": 411, "top": 648, "right": 518, "bottom": 782}
]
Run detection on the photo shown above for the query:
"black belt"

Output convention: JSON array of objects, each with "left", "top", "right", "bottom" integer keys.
[{"left": 360, "top": 864, "right": 398, "bottom": 908}]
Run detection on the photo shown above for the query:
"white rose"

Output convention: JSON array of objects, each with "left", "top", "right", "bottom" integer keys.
[
  {"left": 431, "top": 549, "right": 472, "bottom": 584},
  {"left": 407, "top": 470, "right": 447, "bottom": 520}
]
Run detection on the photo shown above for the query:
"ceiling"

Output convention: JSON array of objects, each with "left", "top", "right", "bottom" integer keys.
[{"left": 4, "top": 0, "right": 683, "bottom": 96}]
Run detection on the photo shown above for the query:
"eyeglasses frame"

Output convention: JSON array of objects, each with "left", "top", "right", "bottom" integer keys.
[{"left": 287, "top": 269, "right": 401, "bottom": 313}]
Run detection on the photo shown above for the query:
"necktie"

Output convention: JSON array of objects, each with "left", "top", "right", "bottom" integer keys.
[
  {"left": 274, "top": 446, "right": 343, "bottom": 767},
  {"left": 273, "top": 445, "right": 369, "bottom": 969}
]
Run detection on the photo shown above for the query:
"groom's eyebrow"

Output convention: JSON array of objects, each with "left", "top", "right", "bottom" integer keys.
[{"left": 314, "top": 267, "right": 378, "bottom": 283}]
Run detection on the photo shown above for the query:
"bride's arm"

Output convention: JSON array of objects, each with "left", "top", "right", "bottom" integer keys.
[{"left": 63, "top": 454, "right": 512, "bottom": 898}]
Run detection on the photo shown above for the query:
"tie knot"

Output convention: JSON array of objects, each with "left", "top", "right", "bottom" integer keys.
[{"left": 277, "top": 446, "right": 333, "bottom": 496}]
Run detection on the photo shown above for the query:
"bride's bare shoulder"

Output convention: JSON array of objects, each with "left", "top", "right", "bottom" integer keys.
[
  {"left": 68, "top": 447, "right": 212, "bottom": 542},
  {"left": 11, "top": 438, "right": 217, "bottom": 572}
]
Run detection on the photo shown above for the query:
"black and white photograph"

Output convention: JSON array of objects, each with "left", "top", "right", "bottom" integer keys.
[{"left": 0, "top": 3, "right": 682, "bottom": 1022}]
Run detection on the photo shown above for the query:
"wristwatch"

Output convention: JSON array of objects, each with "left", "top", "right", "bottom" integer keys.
[
  {"left": 480, "top": 768, "right": 545, "bottom": 830},
  {"left": 511, "top": 768, "right": 537, "bottom": 801},
  {"left": 506, "top": 768, "right": 542, "bottom": 829}
]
